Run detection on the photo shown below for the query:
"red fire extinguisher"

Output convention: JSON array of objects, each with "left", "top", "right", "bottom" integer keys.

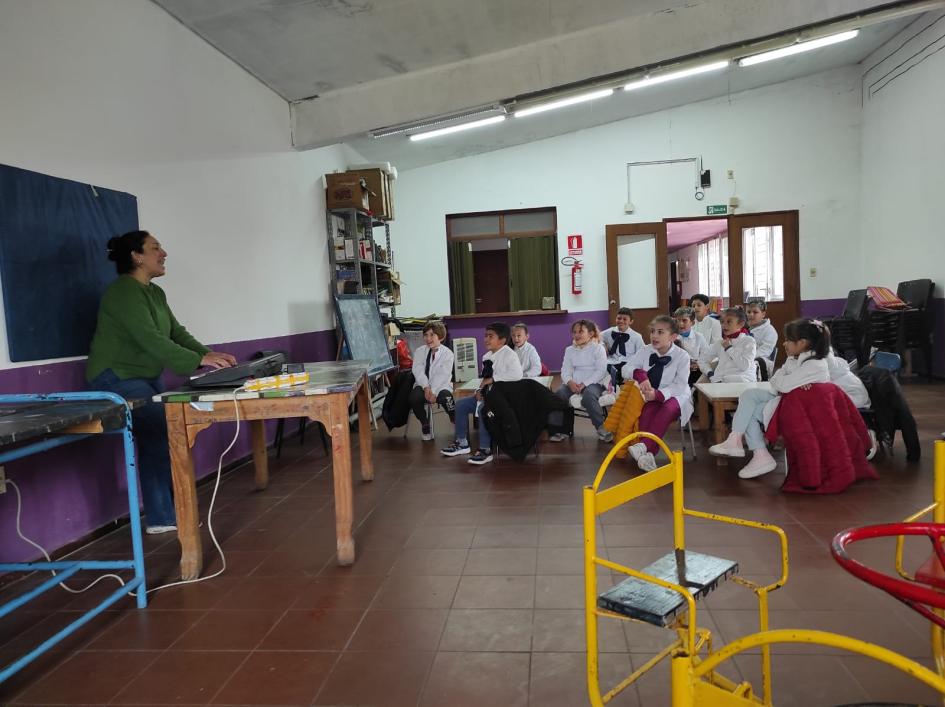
[{"left": 571, "top": 261, "right": 583, "bottom": 294}]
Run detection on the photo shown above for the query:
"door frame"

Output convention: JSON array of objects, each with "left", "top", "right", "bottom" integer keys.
[{"left": 605, "top": 222, "right": 668, "bottom": 325}]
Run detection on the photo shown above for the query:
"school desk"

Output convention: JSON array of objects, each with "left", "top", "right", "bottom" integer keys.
[
  {"left": 0, "top": 392, "right": 146, "bottom": 683},
  {"left": 694, "top": 381, "right": 772, "bottom": 467},
  {"left": 454, "top": 375, "right": 554, "bottom": 399},
  {"left": 155, "top": 360, "right": 373, "bottom": 580}
]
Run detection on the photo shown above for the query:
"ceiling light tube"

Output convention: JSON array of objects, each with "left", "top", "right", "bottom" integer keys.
[
  {"left": 514, "top": 88, "right": 614, "bottom": 118},
  {"left": 624, "top": 60, "right": 729, "bottom": 91},
  {"left": 409, "top": 115, "right": 506, "bottom": 141},
  {"left": 738, "top": 30, "right": 859, "bottom": 67}
]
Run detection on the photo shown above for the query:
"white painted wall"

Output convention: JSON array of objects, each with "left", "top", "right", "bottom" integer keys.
[
  {"left": 860, "top": 12, "right": 945, "bottom": 297},
  {"left": 0, "top": 0, "right": 359, "bottom": 368},
  {"left": 392, "top": 67, "right": 864, "bottom": 315}
]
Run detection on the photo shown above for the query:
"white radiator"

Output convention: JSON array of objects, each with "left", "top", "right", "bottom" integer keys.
[{"left": 453, "top": 337, "right": 479, "bottom": 383}]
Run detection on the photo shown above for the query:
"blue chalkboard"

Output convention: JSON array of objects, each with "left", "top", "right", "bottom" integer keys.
[
  {"left": 0, "top": 164, "right": 138, "bottom": 361},
  {"left": 333, "top": 295, "right": 395, "bottom": 376}
]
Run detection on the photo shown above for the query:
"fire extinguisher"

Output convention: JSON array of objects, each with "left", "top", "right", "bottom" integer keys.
[{"left": 561, "top": 256, "right": 583, "bottom": 295}]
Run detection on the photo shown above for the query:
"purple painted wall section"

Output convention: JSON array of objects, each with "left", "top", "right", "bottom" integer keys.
[{"left": 0, "top": 329, "right": 336, "bottom": 563}]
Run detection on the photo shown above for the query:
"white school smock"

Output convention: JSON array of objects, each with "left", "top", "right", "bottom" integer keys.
[
  {"left": 677, "top": 330, "right": 708, "bottom": 364},
  {"left": 514, "top": 341, "right": 542, "bottom": 378},
  {"left": 561, "top": 341, "right": 608, "bottom": 387},
  {"left": 699, "top": 333, "right": 757, "bottom": 383},
  {"left": 411, "top": 344, "right": 455, "bottom": 395},
  {"left": 826, "top": 352, "right": 871, "bottom": 409},
  {"left": 483, "top": 345, "right": 523, "bottom": 382},
  {"left": 693, "top": 315, "right": 722, "bottom": 347},
  {"left": 760, "top": 350, "right": 830, "bottom": 426},
  {"left": 623, "top": 344, "right": 694, "bottom": 425},
  {"left": 601, "top": 326, "right": 644, "bottom": 366},
  {"left": 750, "top": 319, "right": 778, "bottom": 360}
]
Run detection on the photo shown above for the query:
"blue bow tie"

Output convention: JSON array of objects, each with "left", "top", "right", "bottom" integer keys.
[
  {"left": 609, "top": 331, "right": 630, "bottom": 357},
  {"left": 647, "top": 353, "right": 672, "bottom": 389}
]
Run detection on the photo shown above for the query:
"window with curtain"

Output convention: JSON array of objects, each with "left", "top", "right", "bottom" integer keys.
[
  {"left": 446, "top": 208, "right": 559, "bottom": 314},
  {"left": 698, "top": 236, "right": 728, "bottom": 298}
]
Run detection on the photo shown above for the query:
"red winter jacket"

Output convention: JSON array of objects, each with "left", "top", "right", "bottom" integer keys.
[{"left": 765, "top": 383, "right": 877, "bottom": 494}]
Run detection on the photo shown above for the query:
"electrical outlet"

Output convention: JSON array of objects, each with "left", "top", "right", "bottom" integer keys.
[
  {"left": 809, "top": 267, "right": 817, "bottom": 278},
  {"left": 624, "top": 202, "right": 635, "bottom": 214},
  {"left": 0, "top": 466, "right": 5, "bottom": 494},
  {"left": 726, "top": 170, "right": 734, "bottom": 179}
]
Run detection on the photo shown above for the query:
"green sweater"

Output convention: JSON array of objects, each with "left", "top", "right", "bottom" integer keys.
[{"left": 86, "top": 275, "right": 210, "bottom": 381}]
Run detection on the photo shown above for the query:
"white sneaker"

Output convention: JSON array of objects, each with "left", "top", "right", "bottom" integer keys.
[
  {"left": 637, "top": 452, "right": 658, "bottom": 471},
  {"left": 866, "top": 429, "right": 878, "bottom": 460},
  {"left": 709, "top": 432, "right": 746, "bottom": 458},
  {"left": 146, "top": 525, "right": 177, "bottom": 535},
  {"left": 627, "top": 443, "right": 646, "bottom": 462},
  {"left": 738, "top": 451, "right": 778, "bottom": 479},
  {"left": 421, "top": 426, "right": 434, "bottom": 441},
  {"left": 596, "top": 427, "right": 614, "bottom": 443},
  {"left": 548, "top": 432, "right": 568, "bottom": 443}
]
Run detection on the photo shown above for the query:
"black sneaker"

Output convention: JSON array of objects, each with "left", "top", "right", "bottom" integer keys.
[
  {"left": 441, "top": 441, "right": 471, "bottom": 457},
  {"left": 467, "top": 449, "right": 494, "bottom": 465}
]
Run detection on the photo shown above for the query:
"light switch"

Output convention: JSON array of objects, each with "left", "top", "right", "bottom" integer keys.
[{"left": 809, "top": 267, "right": 817, "bottom": 278}]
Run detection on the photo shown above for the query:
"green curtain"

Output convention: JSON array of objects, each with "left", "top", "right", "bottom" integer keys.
[
  {"left": 448, "top": 241, "right": 475, "bottom": 314},
  {"left": 509, "top": 235, "right": 557, "bottom": 310}
]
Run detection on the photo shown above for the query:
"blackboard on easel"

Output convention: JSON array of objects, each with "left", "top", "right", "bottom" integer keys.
[{"left": 333, "top": 295, "right": 395, "bottom": 376}]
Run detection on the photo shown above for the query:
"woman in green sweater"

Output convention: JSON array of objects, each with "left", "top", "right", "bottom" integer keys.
[{"left": 87, "top": 231, "right": 235, "bottom": 533}]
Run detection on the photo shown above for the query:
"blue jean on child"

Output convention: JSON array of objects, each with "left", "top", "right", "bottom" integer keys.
[
  {"left": 88, "top": 369, "right": 176, "bottom": 527},
  {"left": 454, "top": 394, "right": 491, "bottom": 451},
  {"left": 731, "top": 388, "right": 779, "bottom": 451}
]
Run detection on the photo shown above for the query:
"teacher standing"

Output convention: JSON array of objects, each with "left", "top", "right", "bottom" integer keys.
[{"left": 87, "top": 230, "right": 235, "bottom": 534}]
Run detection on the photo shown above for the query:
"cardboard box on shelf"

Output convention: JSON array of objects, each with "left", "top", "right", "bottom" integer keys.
[
  {"left": 358, "top": 239, "right": 373, "bottom": 260},
  {"left": 326, "top": 174, "right": 370, "bottom": 211},
  {"left": 346, "top": 168, "right": 394, "bottom": 220}
]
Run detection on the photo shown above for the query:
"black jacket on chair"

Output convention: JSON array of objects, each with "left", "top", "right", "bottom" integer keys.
[
  {"left": 482, "top": 380, "right": 569, "bottom": 462},
  {"left": 381, "top": 371, "right": 415, "bottom": 431},
  {"left": 856, "top": 367, "right": 920, "bottom": 462}
]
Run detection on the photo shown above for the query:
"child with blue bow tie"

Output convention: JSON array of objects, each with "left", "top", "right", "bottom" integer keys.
[
  {"left": 673, "top": 306, "right": 708, "bottom": 386},
  {"left": 620, "top": 315, "right": 693, "bottom": 471},
  {"left": 601, "top": 307, "right": 644, "bottom": 386}
]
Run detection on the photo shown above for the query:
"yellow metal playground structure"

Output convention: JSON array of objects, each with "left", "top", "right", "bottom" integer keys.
[{"left": 584, "top": 433, "right": 945, "bottom": 706}]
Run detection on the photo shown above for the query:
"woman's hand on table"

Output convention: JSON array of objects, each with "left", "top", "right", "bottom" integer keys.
[{"left": 201, "top": 351, "right": 236, "bottom": 369}]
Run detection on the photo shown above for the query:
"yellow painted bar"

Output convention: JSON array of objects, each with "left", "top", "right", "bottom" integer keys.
[
  {"left": 692, "top": 679, "right": 765, "bottom": 706},
  {"left": 591, "top": 464, "right": 675, "bottom": 515},
  {"left": 671, "top": 449, "right": 685, "bottom": 551},
  {"left": 591, "top": 431, "right": 676, "bottom": 492},
  {"left": 583, "top": 486, "right": 603, "bottom": 707},
  {"left": 694, "top": 629, "right": 945, "bottom": 695},
  {"left": 757, "top": 589, "right": 772, "bottom": 706}
]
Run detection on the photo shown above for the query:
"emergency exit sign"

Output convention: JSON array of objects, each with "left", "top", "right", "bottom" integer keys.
[{"left": 706, "top": 205, "right": 728, "bottom": 215}]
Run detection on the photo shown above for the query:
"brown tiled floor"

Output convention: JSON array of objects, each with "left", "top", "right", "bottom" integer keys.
[{"left": 1, "top": 383, "right": 944, "bottom": 705}]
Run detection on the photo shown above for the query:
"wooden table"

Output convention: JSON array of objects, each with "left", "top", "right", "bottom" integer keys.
[
  {"left": 156, "top": 361, "right": 373, "bottom": 580},
  {"left": 454, "top": 375, "right": 554, "bottom": 399},
  {"left": 695, "top": 381, "right": 772, "bottom": 467}
]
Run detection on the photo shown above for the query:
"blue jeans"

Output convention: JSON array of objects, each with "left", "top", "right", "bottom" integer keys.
[
  {"left": 89, "top": 369, "right": 176, "bottom": 527},
  {"left": 732, "top": 388, "right": 779, "bottom": 451},
  {"left": 454, "top": 394, "right": 490, "bottom": 451}
]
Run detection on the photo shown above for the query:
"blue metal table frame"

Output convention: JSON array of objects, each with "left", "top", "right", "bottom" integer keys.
[{"left": 0, "top": 392, "right": 147, "bottom": 683}]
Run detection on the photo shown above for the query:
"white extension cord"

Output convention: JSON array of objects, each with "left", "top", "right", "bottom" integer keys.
[{"left": 7, "top": 386, "right": 246, "bottom": 596}]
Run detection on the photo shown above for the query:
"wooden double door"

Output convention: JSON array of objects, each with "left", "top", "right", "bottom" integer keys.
[{"left": 605, "top": 211, "right": 800, "bottom": 343}]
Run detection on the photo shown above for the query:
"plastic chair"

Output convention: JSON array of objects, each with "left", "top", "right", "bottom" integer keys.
[{"left": 823, "top": 289, "right": 870, "bottom": 367}]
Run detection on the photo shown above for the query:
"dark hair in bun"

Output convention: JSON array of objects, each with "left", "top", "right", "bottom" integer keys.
[{"left": 106, "top": 230, "right": 150, "bottom": 274}]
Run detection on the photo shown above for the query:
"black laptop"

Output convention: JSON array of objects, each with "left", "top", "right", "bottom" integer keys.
[{"left": 188, "top": 352, "right": 286, "bottom": 388}]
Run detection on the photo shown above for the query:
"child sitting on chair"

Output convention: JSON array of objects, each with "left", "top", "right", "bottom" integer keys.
[
  {"left": 409, "top": 321, "right": 456, "bottom": 440},
  {"left": 710, "top": 318, "right": 831, "bottom": 479},
  {"left": 511, "top": 322, "right": 542, "bottom": 378},
  {"left": 623, "top": 315, "right": 693, "bottom": 472},
  {"left": 690, "top": 293, "right": 722, "bottom": 346},
  {"left": 674, "top": 306, "right": 707, "bottom": 386},
  {"left": 826, "top": 348, "right": 870, "bottom": 409},
  {"left": 698, "top": 307, "right": 757, "bottom": 383},
  {"left": 550, "top": 319, "right": 612, "bottom": 443},
  {"left": 601, "top": 307, "right": 644, "bottom": 386},
  {"left": 441, "top": 322, "right": 523, "bottom": 466},
  {"left": 747, "top": 300, "right": 778, "bottom": 372}
]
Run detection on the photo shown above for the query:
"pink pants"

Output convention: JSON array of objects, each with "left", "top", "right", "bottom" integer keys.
[{"left": 639, "top": 398, "right": 681, "bottom": 453}]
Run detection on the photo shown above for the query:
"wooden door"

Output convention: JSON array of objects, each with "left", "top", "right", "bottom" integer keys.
[
  {"left": 605, "top": 222, "right": 668, "bottom": 328},
  {"left": 472, "top": 249, "right": 510, "bottom": 313},
  {"left": 727, "top": 211, "right": 800, "bottom": 348}
]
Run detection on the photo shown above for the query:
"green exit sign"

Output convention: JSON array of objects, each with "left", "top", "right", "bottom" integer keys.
[{"left": 706, "top": 205, "right": 728, "bottom": 215}]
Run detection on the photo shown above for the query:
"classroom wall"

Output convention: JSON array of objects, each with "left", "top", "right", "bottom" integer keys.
[
  {"left": 0, "top": 0, "right": 355, "bottom": 560},
  {"left": 858, "top": 12, "right": 945, "bottom": 375},
  {"left": 669, "top": 243, "right": 704, "bottom": 302},
  {"left": 393, "top": 66, "right": 864, "bottom": 319}
]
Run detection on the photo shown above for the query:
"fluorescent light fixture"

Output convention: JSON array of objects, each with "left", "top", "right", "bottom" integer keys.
[
  {"left": 624, "top": 60, "right": 729, "bottom": 91},
  {"left": 409, "top": 115, "right": 506, "bottom": 141},
  {"left": 514, "top": 88, "right": 614, "bottom": 118},
  {"left": 738, "top": 30, "right": 859, "bottom": 67}
]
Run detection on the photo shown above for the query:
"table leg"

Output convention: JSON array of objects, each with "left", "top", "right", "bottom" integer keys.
[
  {"left": 165, "top": 404, "right": 203, "bottom": 580},
  {"left": 697, "top": 391, "right": 709, "bottom": 440},
  {"left": 250, "top": 419, "right": 269, "bottom": 490},
  {"left": 328, "top": 396, "right": 355, "bottom": 566},
  {"left": 712, "top": 401, "right": 729, "bottom": 468},
  {"left": 356, "top": 377, "right": 374, "bottom": 482}
]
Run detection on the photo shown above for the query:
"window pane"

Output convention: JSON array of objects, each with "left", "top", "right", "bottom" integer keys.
[
  {"left": 617, "top": 234, "right": 657, "bottom": 309},
  {"left": 742, "top": 226, "right": 784, "bottom": 302},
  {"left": 504, "top": 210, "right": 555, "bottom": 234},
  {"left": 448, "top": 214, "right": 500, "bottom": 237}
]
